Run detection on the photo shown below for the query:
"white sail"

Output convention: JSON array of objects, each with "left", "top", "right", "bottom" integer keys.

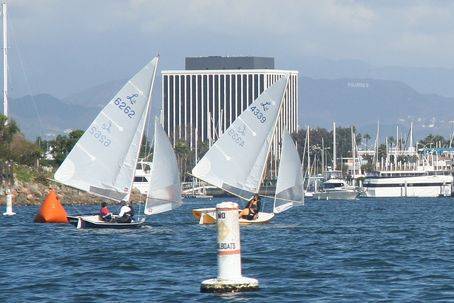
[
  {"left": 192, "top": 75, "right": 289, "bottom": 200},
  {"left": 273, "top": 130, "right": 304, "bottom": 213},
  {"left": 144, "top": 118, "right": 182, "bottom": 215},
  {"left": 55, "top": 57, "right": 159, "bottom": 201}
]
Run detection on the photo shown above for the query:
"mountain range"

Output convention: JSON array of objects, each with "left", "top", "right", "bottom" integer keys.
[{"left": 8, "top": 75, "right": 454, "bottom": 141}]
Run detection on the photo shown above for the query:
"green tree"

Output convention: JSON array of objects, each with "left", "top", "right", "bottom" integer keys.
[
  {"left": 174, "top": 140, "right": 191, "bottom": 181},
  {"left": 419, "top": 134, "right": 449, "bottom": 148},
  {"left": 0, "top": 115, "right": 20, "bottom": 159},
  {"left": 49, "top": 130, "right": 84, "bottom": 165},
  {"left": 10, "top": 134, "right": 43, "bottom": 166}
]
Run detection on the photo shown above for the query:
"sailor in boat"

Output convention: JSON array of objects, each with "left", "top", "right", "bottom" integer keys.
[
  {"left": 240, "top": 194, "right": 261, "bottom": 220},
  {"left": 99, "top": 202, "right": 113, "bottom": 222},
  {"left": 113, "top": 201, "right": 134, "bottom": 223}
]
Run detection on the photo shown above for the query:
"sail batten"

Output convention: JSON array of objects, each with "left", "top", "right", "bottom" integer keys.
[
  {"left": 192, "top": 76, "right": 289, "bottom": 198},
  {"left": 144, "top": 118, "right": 182, "bottom": 215},
  {"left": 273, "top": 130, "right": 304, "bottom": 214},
  {"left": 54, "top": 57, "right": 159, "bottom": 201}
]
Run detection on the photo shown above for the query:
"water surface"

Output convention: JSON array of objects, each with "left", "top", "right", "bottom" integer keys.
[{"left": 1, "top": 197, "right": 454, "bottom": 302}]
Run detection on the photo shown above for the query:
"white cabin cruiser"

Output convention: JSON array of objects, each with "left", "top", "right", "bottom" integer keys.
[
  {"left": 313, "top": 171, "right": 358, "bottom": 200},
  {"left": 362, "top": 170, "right": 453, "bottom": 198},
  {"left": 133, "top": 160, "right": 152, "bottom": 195}
]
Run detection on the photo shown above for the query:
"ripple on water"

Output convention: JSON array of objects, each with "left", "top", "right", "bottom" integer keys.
[{"left": 1, "top": 197, "right": 454, "bottom": 302}]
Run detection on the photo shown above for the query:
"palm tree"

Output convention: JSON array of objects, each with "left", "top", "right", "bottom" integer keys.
[{"left": 174, "top": 140, "right": 191, "bottom": 181}]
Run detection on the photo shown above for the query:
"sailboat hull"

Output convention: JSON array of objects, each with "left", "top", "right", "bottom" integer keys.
[
  {"left": 192, "top": 208, "right": 274, "bottom": 225},
  {"left": 68, "top": 215, "right": 145, "bottom": 229},
  {"left": 313, "top": 190, "right": 358, "bottom": 200}
]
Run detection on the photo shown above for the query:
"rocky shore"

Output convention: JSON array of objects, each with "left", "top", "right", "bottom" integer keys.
[{"left": 1, "top": 180, "right": 146, "bottom": 206}]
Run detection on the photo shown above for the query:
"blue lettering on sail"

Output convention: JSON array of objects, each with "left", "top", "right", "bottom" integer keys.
[
  {"left": 126, "top": 93, "right": 139, "bottom": 105},
  {"left": 89, "top": 125, "right": 112, "bottom": 147},
  {"left": 250, "top": 106, "right": 267, "bottom": 123},
  {"left": 260, "top": 101, "right": 271, "bottom": 112},
  {"left": 227, "top": 128, "right": 245, "bottom": 147},
  {"left": 114, "top": 96, "right": 136, "bottom": 118}
]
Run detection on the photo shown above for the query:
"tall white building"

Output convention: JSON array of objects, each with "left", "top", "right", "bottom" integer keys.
[{"left": 161, "top": 56, "right": 299, "bottom": 175}]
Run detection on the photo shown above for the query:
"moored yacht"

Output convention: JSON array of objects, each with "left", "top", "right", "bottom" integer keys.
[
  {"left": 133, "top": 160, "right": 152, "bottom": 195},
  {"left": 313, "top": 171, "right": 358, "bottom": 200},
  {"left": 362, "top": 170, "right": 453, "bottom": 198}
]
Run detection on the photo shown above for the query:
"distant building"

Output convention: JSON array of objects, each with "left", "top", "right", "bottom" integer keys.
[{"left": 161, "top": 56, "right": 299, "bottom": 175}]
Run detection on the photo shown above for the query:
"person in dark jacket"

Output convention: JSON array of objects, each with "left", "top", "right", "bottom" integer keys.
[{"left": 240, "top": 194, "right": 261, "bottom": 220}]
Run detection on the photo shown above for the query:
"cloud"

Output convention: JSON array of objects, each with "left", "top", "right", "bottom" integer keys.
[{"left": 4, "top": 0, "right": 454, "bottom": 97}]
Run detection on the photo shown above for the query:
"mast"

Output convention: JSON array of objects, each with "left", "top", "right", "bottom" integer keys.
[
  {"left": 351, "top": 126, "right": 356, "bottom": 185},
  {"left": 321, "top": 137, "right": 325, "bottom": 173},
  {"left": 126, "top": 56, "right": 159, "bottom": 202},
  {"left": 373, "top": 120, "right": 380, "bottom": 167},
  {"left": 306, "top": 126, "right": 310, "bottom": 176},
  {"left": 409, "top": 121, "right": 414, "bottom": 153},
  {"left": 396, "top": 125, "right": 399, "bottom": 153},
  {"left": 332, "top": 121, "right": 336, "bottom": 170},
  {"left": 195, "top": 126, "right": 198, "bottom": 164},
  {"left": 2, "top": 1, "right": 7, "bottom": 121},
  {"left": 207, "top": 111, "right": 212, "bottom": 148}
]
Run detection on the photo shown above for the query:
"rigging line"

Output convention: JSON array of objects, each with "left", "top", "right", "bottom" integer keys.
[{"left": 9, "top": 20, "right": 45, "bottom": 138}]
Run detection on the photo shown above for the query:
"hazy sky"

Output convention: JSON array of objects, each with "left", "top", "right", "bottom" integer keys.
[{"left": 5, "top": 0, "right": 454, "bottom": 98}]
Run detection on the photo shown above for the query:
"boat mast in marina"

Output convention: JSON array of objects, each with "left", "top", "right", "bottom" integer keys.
[
  {"left": 307, "top": 126, "right": 310, "bottom": 176},
  {"left": 321, "top": 137, "right": 325, "bottom": 173},
  {"left": 2, "top": 1, "right": 7, "bottom": 121},
  {"left": 372, "top": 121, "right": 380, "bottom": 169},
  {"left": 332, "top": 122, "right": 336, "bottom": 170},
  {"left": 351, "top": 126, "right": 356, "bottom": 185}
]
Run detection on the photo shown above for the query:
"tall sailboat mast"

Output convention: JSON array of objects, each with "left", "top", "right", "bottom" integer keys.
[
  {"left": 2, "top": 1, "right": 7, "bottom": 120},
  {"left": 351, "top": 126, "right": 356, "bottom": 185},
  {"left": 333, "top": 121, "right": 336, "bottom": 170},
  {"left": 306, "top": 126, "right": 310, "bottom": 176},
  {"left": 321, "top": 137, "right": 325, "bottom": 173},
  {"left": 372, "top": 120, "right": 380, "bottom": 167}
]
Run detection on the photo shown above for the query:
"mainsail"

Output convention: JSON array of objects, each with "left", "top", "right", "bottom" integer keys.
[
  {"left": 144, "top": 118, "right": 182, "bottom": 215},
  {"left": 54, "top": 57, "right": 159, "bottom": 201},
  {"left": 192, "top": 75, "right": 289, "bottom": 200},
  {"left": 273, "top": 130, "right": 304, "bottom": 213}
]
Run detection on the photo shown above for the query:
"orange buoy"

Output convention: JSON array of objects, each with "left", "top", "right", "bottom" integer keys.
[{"left": 34, "top": 189, "right": 69, "bottom": 223}]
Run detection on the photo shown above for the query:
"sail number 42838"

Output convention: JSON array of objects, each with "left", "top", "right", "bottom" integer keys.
[{"left": 250, "top": 106, "right": 266, "bottom": 123}]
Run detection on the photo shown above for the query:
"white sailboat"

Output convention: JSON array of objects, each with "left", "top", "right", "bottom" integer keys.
[
  {"left": 191, "top": 75, "right": 289, "bottom": 224},
  {"left": 273, "top": 130, "right": 304, "bottom": 214},
  {"left": 56, "top": 56, "right": 164, "bottom": 229},
  {"left": 144, "top": 118, "right": 182, "bottom": 215}
]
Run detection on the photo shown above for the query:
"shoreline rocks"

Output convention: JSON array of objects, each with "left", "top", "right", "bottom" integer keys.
[{"left": 1, "top": 180, "right": 146, "bottom": 206}]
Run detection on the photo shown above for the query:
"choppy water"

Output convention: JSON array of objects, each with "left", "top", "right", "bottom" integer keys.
[{"left": 1, "top": 197, "right": 454, "bottom": 302}]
